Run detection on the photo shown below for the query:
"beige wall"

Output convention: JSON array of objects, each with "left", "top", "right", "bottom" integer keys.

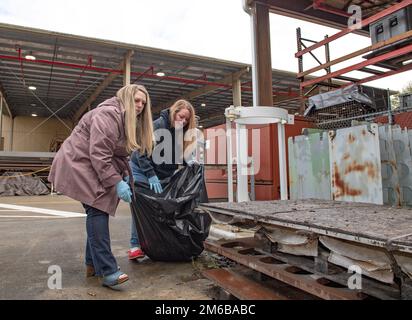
[
  {"left": 1, "top": 114, "right": 12, "bottom": 151},
  {"left": 4, "top": 116, "right": 72, "bottom": 152}
]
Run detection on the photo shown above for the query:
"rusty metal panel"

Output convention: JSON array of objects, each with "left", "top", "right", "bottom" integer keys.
[
  {"left": 202, "top": 268, "right": 289, "bottom": 300},
  {"left": 288, "top": 132, "right": 331, "bottom": 200},
  {"left": 378, "top": 125, "right": 402, "bottom": 206},
  {"left": 392, "top": 126, "right": 412, "bottom": 206},
  {"left": 328, "top": 124, "right": 383, "bottom": 204},
  {"left": 205, "top": 239, "right": 368, "bottom": 300}
]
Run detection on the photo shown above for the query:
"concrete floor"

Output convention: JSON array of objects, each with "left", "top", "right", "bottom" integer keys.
[{"left": 0, "top": 195, "right": 215, "bottom": 300}]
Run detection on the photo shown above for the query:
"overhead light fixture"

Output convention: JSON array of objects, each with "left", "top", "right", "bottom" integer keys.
[
  {"left": 30, "top": 103, "right": 37, "bottom": 107},
  {"left": 198, "top": 125, "right": 203, "bottom": 129},
  {"left": 156, "top": 72, "right": 165, "bottom": 77},
  {"left": 31, "top": 113, "right": 38, "bottom": 117},
  {"left": 28, "top": 86, "right": 36, "bottom": 91},
  {"left": 25, "top": 52, "right": 36, "bottom": 60},
  {"left": 201, "top": 103, "right": 206, "bottom": 107},
  {"left": 403, "top": 59, "right": 412, "bottom": 65}
]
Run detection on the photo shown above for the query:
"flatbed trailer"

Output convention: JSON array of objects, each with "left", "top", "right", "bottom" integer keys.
[{"left": 200, "top": 199, "right": 412, "bottom": 299}]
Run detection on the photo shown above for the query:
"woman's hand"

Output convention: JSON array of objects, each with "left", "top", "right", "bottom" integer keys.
[
  {"left": 148, "top": 175, "right": 163, "bottom": 194},
  {"left": 116, "top": 180, "right": 132, "bottom": 203}
]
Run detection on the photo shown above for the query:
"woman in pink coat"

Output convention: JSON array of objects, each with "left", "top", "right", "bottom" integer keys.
[{"left": 48, "top": 84, "right": 154, "bottom": 288}]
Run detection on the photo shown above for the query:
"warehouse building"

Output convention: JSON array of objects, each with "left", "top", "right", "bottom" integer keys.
[{"left": 1, "top": 0, "right": 412, "bottom": 301}]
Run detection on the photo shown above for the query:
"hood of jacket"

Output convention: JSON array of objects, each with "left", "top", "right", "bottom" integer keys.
[
  {"left": 159, "top": 109, "right": 171, "bottom": 129},
  {"left": 98, "top": 96, "right": 122, "bottom": 111}
]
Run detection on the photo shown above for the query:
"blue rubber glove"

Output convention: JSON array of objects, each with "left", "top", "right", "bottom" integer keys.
[
  {"left": 148, "top": 175, "right": 163, "bottom": 194},
  {"left": 123, "top": 176, "right": 130, "bottom": 183},
  {"left": 116, "top": 180, "right": 132, "bottom": 203}
]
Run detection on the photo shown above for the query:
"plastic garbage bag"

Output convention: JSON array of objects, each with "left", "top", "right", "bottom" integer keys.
[{"left": 130, "top": 164, "right": 211, "bottom": 261}]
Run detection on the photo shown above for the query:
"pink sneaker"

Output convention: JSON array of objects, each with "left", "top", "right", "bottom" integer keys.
[{"left": 128, "top": 247, "right": 145, "bottom": 260}]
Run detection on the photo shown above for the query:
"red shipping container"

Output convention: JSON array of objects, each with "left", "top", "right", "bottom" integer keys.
[
  {"left": 375, "top": 111, "right": 412, "bottom": 129},
  {"left": 203, "top": 116, "right": 314, "bottom": 201}
]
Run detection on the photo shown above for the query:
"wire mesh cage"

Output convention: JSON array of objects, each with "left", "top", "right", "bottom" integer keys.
[
  {"left": 311, "top": 101, "right": 381, "bottom": 130},
  {"left": 305, "top": 85, "right": 391, "bottom": 130}
]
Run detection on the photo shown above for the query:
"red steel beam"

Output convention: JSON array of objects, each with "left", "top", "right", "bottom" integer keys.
[
  {"left": 301, "top": 43, "right": 412, "bottom": 88},
  {"left": 141, "top": 72, "right": 229, "bottom": 88},
  {"left": 0, "top": 54, "right": 121, "bottom": 73},
  {"left": 351, "top": 63, "right": 412, "bottom": 86},
  {"left": 0, "top": 54, "right": 230, "bottom": 88},
  {"left": 295, "top": 0, "right": 412, "bottom": 58}
]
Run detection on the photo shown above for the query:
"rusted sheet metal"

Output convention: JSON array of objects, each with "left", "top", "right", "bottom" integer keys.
[
  {"left": 392, "top": 126, "right": 412, "bottom": 207},
  {"left": 205, "top": 239, "right": 366, "bottom": 300},
  {"left": 288, "top": 132, "right": 332, "bottom": 200},
  {"left": 202, "top": 268, "right": 289, "bottom": 300},
  {"left": 378, "top": 125, "right": 402, "bottom": 206},
  {"left": 328, "top": 124, "right": 383, "bottom": 204}
]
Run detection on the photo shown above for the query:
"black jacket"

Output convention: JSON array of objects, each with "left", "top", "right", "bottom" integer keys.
[{"left": 131, "top": 109, "right": 189, "bottom": 180}]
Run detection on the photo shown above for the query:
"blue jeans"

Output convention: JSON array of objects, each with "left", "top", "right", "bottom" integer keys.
[
  {"left": 83, "top": 204, "right": 118, "bottom": 277},
  {"left": 130, "top": 169, "right": 148, "bottom": 248}
]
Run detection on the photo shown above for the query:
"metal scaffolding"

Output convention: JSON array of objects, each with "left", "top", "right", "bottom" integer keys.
[{"left": 296, "top": 0, "right": 412, "bottom": 114}]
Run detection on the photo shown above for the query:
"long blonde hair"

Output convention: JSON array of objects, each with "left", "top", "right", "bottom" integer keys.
[
  {"left": 169, "top": 99, "right": 197, "bottom": 158},
  {"left": 116, "top": 84, "right": 154, "bottom": 155}
]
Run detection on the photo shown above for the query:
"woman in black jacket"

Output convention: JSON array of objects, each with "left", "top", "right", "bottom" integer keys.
[{"left": 127, "top": 99, "right": 198, "bottom": 259}]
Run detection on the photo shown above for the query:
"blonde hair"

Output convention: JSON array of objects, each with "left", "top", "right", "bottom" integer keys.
[
  {"left": 116, "top": 84, "right": 154, "bottom": 155},
  {"left": 169, "top": 99, "right": 197, "bottom": 157}
]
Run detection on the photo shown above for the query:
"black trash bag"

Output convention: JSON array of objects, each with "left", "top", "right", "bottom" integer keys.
[{"left": 130, "top": 164, "right": 211, "bottom": 262}]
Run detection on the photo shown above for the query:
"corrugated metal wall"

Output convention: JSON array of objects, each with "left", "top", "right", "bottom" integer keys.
[
  {"left": 329, "top": 124, "right": 383, "bottom": 204},
  {"left": 288, "top": 131, "right": 331, "bottom": 200},
  {"left": 289, "top": 123, "right": 412, "bottom": 207}
]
